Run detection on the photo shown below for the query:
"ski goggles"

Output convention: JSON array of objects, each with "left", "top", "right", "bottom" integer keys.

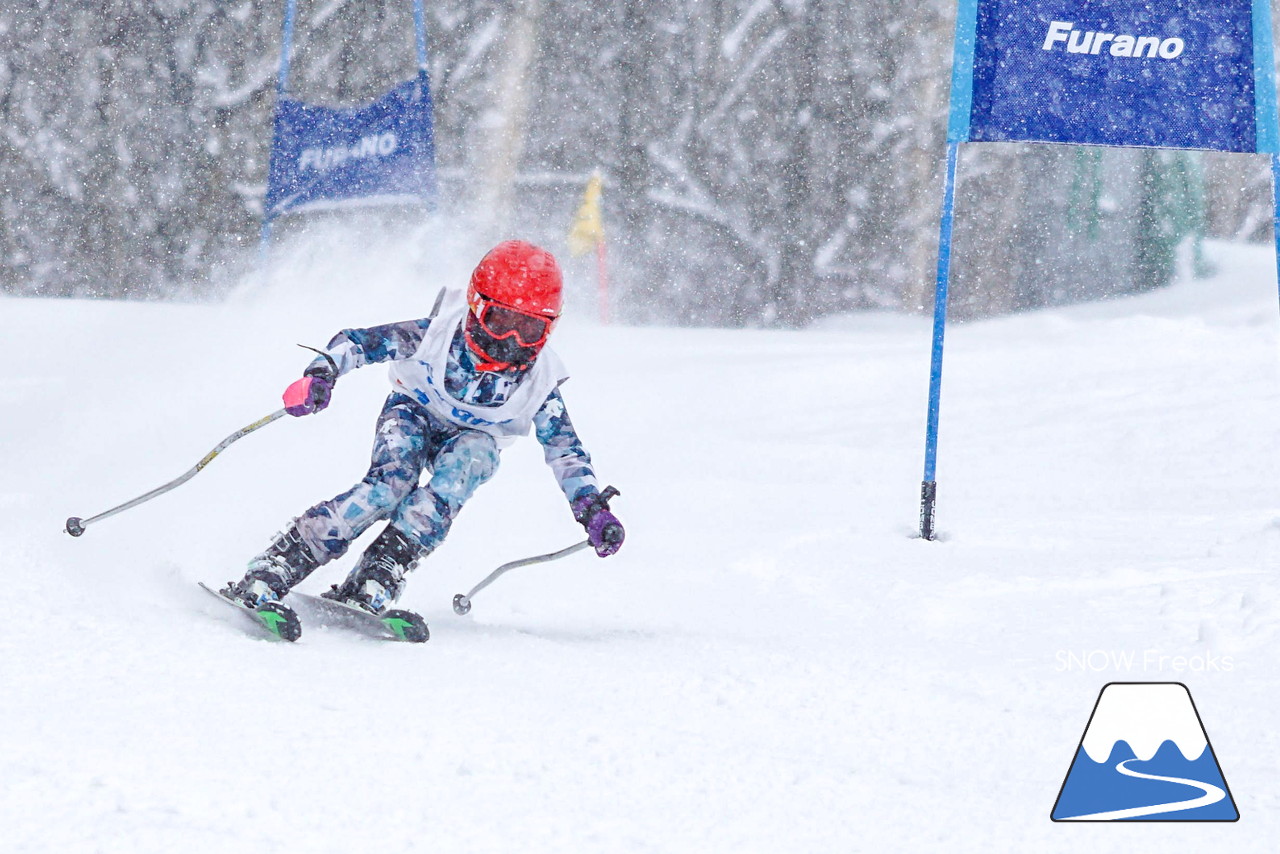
[{"left": 472, "top": 302, "right": 554, "bottom": 348}]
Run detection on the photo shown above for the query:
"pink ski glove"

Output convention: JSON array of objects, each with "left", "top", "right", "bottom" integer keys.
[{"left": 282, "top": 375, "right": 334, "bottom": 417}]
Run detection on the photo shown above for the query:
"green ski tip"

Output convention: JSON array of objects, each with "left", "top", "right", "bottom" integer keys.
[
  {"left": 382, "top": 616, "right": 414, "bottom": 640},
  {"left": 253, "top": 605, "right": 300, "bottom": 641},
  {"left": 380, "top": 612, "right": 428, "bottom": 643},
  {"left": 257, "top": 609, "right": 288, "bottom": 635}
]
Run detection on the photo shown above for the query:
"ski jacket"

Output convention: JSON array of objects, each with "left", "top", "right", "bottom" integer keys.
[
  {"left": 307, "top": 311, "right": 599, "bottom": 503},
  {"left": 389, "top": 307, "right": 567, "bottom": 439}
]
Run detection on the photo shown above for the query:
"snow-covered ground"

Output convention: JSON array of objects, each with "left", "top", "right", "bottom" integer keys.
[{"left": 3, "top": 233, "right": 1278, "bottom": 852}]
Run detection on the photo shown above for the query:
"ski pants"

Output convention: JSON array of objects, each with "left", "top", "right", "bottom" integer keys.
[{"left": 294, "top": 393, "right": 500, "bottom": 565}]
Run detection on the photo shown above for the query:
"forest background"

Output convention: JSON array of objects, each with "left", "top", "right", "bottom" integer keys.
[{"left": 1, "top": 0, "right": 1274, "bottom": 325}]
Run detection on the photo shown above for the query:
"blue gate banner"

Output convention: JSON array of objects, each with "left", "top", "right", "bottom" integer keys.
[
  {"left": 264, "top": 71, "right": 437, "bottom": 218},
  {"left": 948, "top": 0, "right": 1279, "bottom": 153}
]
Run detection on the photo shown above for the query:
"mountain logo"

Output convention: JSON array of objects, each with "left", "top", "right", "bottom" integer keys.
[{"left": 1051, "top": 682, "right": 1239, "bottom": 822}]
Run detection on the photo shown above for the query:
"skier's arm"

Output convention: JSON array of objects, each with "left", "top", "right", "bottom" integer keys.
[
  {"left": 534, "top": 389, "right": 624, "bottom": 557},
  {"left": 305, "top": 318, "right": 433, "bottom": 378},
  {"left": 533, "top": 388, "right": 600, "bottom": 503},
  {"left": 282, "top": 318, "right": 432, "bottom": 418}
]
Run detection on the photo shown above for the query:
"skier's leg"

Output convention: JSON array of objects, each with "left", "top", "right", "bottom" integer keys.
[
  {"left": 292, "top": 397, "right": 434, "bottom": 561},
  {"left": 399, "top": 430, "right": 503, "bottom": 552},
  {"left": 326, "top": 430, "right": 501, "bottom": 612},
  {"left": 225, "top": 396, "right": 431, "bottom": 606}
]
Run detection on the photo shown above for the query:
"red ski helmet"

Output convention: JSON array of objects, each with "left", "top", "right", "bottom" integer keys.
[
  {"left": 465, "top": 241, "right": 563, "bottom": 370},
  {"left": 468, "top": 240, "right": 563, "bottom": 319}
]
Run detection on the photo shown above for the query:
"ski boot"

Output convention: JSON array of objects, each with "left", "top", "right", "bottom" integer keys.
[
  {"left": 322, "top": 525, "right": 430, "bottom": 642},
  {"left": 219, "top": 524, "right": 320, "bottom": 641}
]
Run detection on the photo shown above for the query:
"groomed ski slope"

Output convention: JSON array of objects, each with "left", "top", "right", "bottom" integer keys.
[{"left": 3, "top": 232, "right": 1278, "bottom": 852}]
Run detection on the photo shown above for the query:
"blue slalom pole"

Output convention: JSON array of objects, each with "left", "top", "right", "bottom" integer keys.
[
  {"left": 258, "top": 216, "right": 275, "bottom": 263},
  {"left": 276, "top": 0, "right": 298, "bottom": 96},
  {"left": 259, "top": 0, "right": 298, "bottom": 260},
  {"left": 1272, "top": 154, "right": 1280, "bottom": 313},
  {"left": 920, "top": 141, "right": 960, "bottom": 540},
  {"left": 413, "top": 0, "right": 429, "bottom": 71}
]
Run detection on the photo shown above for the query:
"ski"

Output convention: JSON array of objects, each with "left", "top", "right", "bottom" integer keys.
[
  {"left": 289, "top": 591, "right": 429, "bottom": 643},
  {"left": 198, "top": 581, "right": 302, "bottom": 642}
]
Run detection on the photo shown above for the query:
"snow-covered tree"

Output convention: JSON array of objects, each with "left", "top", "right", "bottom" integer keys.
[{"left": 0, "top": 0, "right": 1262, "bottom": 322}]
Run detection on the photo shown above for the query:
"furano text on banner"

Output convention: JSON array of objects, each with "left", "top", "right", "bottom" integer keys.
[{"left": 1041, "top": 21, "right": 1184, "bottom": 59}]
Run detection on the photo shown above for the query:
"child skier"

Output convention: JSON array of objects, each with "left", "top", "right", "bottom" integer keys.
[{"left": 222, "top": 240, "right": 624, "bottom": 616}]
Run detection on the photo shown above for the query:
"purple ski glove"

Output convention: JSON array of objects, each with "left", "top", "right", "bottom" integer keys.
[
  {"left": 282, "top": 374, "right": 333, "bottom": 417},
  {"left": 573, "top": 486, "right": 624, "bottom": 557}
]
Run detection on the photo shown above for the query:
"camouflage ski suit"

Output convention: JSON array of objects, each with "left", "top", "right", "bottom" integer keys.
[{"left": 284, "top": 310, "right": 599, "bottom": 568}]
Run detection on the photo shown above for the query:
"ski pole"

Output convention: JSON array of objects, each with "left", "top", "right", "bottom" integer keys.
[
  {"left": 452, "top": 486, "right": 621, "bottom": 614},
  {"left": 65, "top": 408, "right": 289, "bottom": 537},
  {"left": 452, "top": 540, "right": 591, "bottom": 615}
]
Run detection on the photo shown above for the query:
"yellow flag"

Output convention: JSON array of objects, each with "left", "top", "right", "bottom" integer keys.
[{"left": 567, "top": 173, "right": 605, "bottom": 257}]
